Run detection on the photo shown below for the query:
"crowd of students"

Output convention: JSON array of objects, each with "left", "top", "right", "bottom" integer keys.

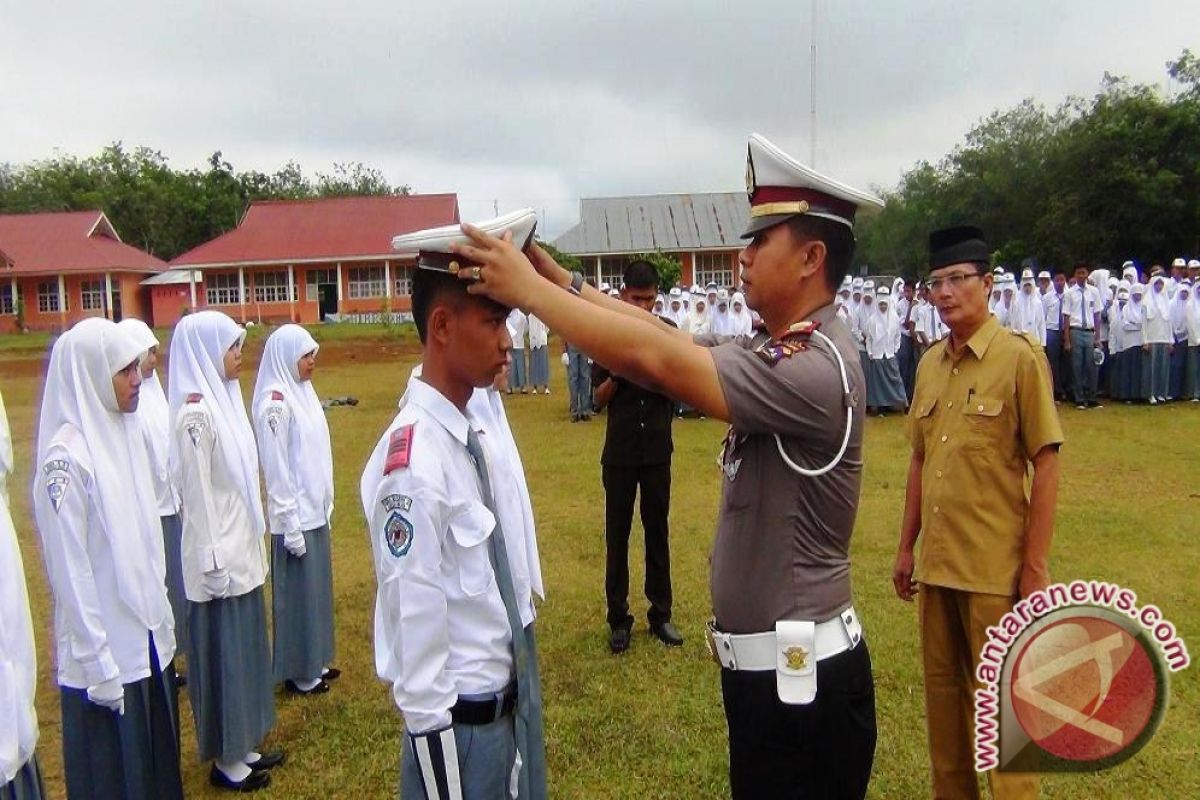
[{"left": 3, "top": 313, "right": 338, "bottom": 797}]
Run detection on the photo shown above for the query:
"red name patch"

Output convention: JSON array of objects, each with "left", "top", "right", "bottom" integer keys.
[
  {"left": 384, "top": 424, "right": 415, "bottom": 474},
  {"left": 271, "top": 390, "right": 285, "bottom": 401},
  {"left": 186, "top": 393, "right": 203, "bottom": 403}
]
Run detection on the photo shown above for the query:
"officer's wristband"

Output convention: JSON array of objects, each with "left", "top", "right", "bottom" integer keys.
[{"left": 568, "top": 270, "right": 584, "bottom": 296}]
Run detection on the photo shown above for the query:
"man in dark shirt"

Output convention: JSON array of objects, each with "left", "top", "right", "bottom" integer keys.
[{"left": 591, "top": 260, "right": 682, "bottom": 653}]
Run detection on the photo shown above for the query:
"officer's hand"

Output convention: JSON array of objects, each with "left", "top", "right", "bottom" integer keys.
[
  {"left": 892, "top": 549, "right": 918, "bottom": 601},
  {"left": 453, "top": 225, "right": 542, "bottom": 310},
  {"left": 1019, "top": 562, "right": 1050, "bottom": 599}
]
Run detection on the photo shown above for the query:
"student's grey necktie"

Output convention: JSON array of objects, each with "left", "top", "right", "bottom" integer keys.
[{"left": 465, "top": 428, "right": 546, "bottom": 800}]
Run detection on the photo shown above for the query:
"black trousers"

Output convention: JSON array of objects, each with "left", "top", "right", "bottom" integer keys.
[
  {"left": 602, "top": 462, "right": 672, "bottom": 629},
  {"left": 721, "top": 642, "right": 876, "bottom": 800}
]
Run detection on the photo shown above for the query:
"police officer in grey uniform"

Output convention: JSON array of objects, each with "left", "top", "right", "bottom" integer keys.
[{"left": 451, "top": 133, "right": 879, "bottom": 799}]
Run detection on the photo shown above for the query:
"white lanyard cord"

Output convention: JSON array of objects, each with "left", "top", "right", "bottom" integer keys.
[{"left": 773, "top": 329, "right": 854, "bottom": 478}]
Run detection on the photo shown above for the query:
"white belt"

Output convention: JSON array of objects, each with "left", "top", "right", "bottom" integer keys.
[{"left": 706, "top": 606, "right": 863, "bottom": 672}]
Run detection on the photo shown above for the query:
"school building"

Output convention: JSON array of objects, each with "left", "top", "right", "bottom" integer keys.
[
  {"left": 552, "top": 192, "right": 750, "bottom": 289},
  {"left": 160, "top": 194, "right": 461, "bottom": 325},
  {"left": 0, "top": 210, "right": 167, "bottom": 333}
]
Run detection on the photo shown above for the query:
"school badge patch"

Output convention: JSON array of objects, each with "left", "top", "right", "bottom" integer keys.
[
  {"left": 42, "top": 459, "right": 71, "bottom": 513},
  {"left": 381, "top": 494, "right": 414, "bottom": 558},
  {"left": 266, "top": 405, "right": 283, "bottom": 436},
  {"left": 183, "top": 412, "right": 206, "bottom": 446}
]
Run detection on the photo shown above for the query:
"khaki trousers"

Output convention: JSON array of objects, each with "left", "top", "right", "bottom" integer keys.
[{"left": 919, "top": 584, "right": 1039, "bottom": 800}]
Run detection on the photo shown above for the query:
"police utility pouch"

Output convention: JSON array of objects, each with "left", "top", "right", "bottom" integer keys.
[{"left": 775, "top": 620, "right": 817, "bottom": 705}]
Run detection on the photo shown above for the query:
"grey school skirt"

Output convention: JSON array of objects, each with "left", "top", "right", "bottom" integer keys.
[
  {"left": 160, "top": 513, "right": 187, "bottom": 643},
  {"left": 271, "top": 525, "right": 336, "bottom": 683},
  {"left": 0, "top": 756, "right": 46, "bottom": 800},
  {"left": 187, "top": 587, "right": 276, "bottom": 762},
  {"left": 60, "top": 633, "right": 182, "bottom": 800}
]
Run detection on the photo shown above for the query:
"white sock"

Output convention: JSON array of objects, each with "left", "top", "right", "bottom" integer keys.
[
  {"left": 244, "top": 751, "right": 261, "bottom": 763},
  {"left": 294, "top": 677, "right": 322, "bottom": 691},
  {"left": 217, "top": 759, "right": 252, "bottom": 782}
]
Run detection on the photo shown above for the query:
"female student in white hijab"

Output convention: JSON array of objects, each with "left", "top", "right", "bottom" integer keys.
[
  {"left": 727, "top": 291, "right": 754, "bottom": 337},
  {"left": 2, "top": 389, "right": 46, "bottom": 800},
  {"left": 1107, "top": 286, "right": 1130, "bottom": 402},
  {"left": 1168, "top": 282, "right": 1192, "bottom": 400},
  {"left": 1123, "top": 283, "right": 1149, "bottom": 402},
  {"left": 252, "top": 325, "right": 338, "bottom": 697},
  {"left": 1143, "top": 275, "right": 1173, "bottom": 404},
  {"left": 687, "top": 291, "right": 711, "bottom": 336},
  {"left": 168, "top": 311, "right": 282, "bottom": 792},
  {"left": 1185, "top": 284, "right": 1200, "bottom": 401},
  {"left": 117, "top": 318, "right": 188, "bottom": 667},
  {"left": 1009, "top": 272, "right": 1047, "bottom": 345},
  {"left": 710, "top": 289, "right": 735, "bottom": 336},
  {"left": 863, "top": 286, "right": 908, "bottom": 415},
  {"left": 33, "top": 318, "right": 183, "bottom": 800}
]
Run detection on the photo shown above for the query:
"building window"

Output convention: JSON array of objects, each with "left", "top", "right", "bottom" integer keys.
[
  {"left": 81, "top": 279, "right": 105, "bottom": 311},
  {"left": 348, "top": 266, "right": 386, "bottom": 299},
  {"left": 394, "top": 265, "right": 413, "bottom": 297},
  {"left": 37, "top": 281, "right": 66, "bottom": 313},
  {"left": 694, "top": 252, "right": 737, "bottom": 290},
  {"left": 252, "top": 270, "right": 292, "bottom": 303},
  {"left": 205, "top": 273, "right": 241, "bottom": 306},
  {"left": 597, "top": 257, "right": 628, "bottom": 290},
  {"left": 0, "top": 284, "right": 16, "bottom": 315},
  {"left": 305, "top": 268, "right": 337, "bottom": 301}
]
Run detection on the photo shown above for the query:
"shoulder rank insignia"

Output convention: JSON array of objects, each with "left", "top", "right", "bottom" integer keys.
[
  {"left": 271, "top": 390, "right": 285, "bottom": 401},
  {"left": 381, "top": 494, "right": 414, "bottom": 557},
  {"left": 754, "top": 320, "right": 820, "bottom": 367},
  {"left": 384, "top": 423, "right": 415, "bottom": 474},
  {"left": 42, "top": 459, "right": 71, "bottom": 513}
]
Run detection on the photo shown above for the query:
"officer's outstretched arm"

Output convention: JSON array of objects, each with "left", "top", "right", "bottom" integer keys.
[{"left": 454, "top": 226, "right": 730, "bottom": 420}]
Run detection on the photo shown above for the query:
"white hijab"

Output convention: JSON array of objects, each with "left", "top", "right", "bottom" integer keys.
[
  {"left": 34, "top": 318, "right": 168, "bottom": 630},
  {"left": 253, "top": 325, "right": 334, "bottom": 508},
  {"left": 1146, "top": 277, "right": 1171, "bottom": 321},
  {"left": 1124, "top": 285, "right": 1146, "bottom": 326},
  {"left": 117, "top": 318, "right": 171, "bottom": 491},
  {"left": 167, "top": 310, "right": 264, "bottom": 535},
  {"left": 727, "top": 292, "right": 754, "bottom": 336},
  {"left": 1169, "top": 286, "right": 1191, "bottom": 337}
]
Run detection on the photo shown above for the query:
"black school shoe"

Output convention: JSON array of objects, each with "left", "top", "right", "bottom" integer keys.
[
  {"left": 609, "top": 625, "right": 632, "bottom": 654},
  {"left": 650, "top": 621, "right": 684, "bottom": 647},
  {"left": 210, "top": 766, "right": 271, "bottom": 793},
  {"left": 285, "top": 678, "right": 331, "bottom": 695},
  {"left": 321, "top": 667, "right": 341, "bottom": 681},
  {"left": 246, "top": 751, "right": 286, "bottom": 770}
]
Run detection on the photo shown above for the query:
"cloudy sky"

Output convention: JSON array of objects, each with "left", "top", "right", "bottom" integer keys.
[{"left": 3, "top": 0, "right": 1197, "bottom": 237}]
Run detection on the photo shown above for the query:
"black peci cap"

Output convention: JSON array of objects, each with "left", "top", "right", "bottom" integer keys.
[{"left": 929, "top": 225, "right": 990, "bottom": 270}]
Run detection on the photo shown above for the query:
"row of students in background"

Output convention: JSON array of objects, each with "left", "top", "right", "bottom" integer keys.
[
  {"left": 655, "top": 284, "right": 755, "bottom": 337},
  {"left": 11, "top": 312, "right": 338, "bottom": 798},
  {"left": 505, "top": 309, "right": 552, "bottom": 394}
]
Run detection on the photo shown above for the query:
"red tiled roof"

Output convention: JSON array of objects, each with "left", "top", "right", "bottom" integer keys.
[
  {"left": 0, "top": 210, "right": 167, "bottom": 275},
  {"left": 171, "top": 194, "right": 460, "bottom": 268}
]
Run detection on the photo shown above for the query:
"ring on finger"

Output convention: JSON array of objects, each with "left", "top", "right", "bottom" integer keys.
[{"left": 473, "top": 266, "right": 482, "bottom": 280}]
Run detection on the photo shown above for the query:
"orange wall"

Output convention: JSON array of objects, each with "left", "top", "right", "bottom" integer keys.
[{"left": 1, "top": 272, "right": 153, "bottom": 333}]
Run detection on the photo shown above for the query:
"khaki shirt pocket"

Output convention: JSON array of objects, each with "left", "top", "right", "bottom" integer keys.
[
  {"left": 448, "top": 501, "right": 497, "bottom": 597},
  {"left": 963, "top": 396, "right": 1006, "bottom": 452}
]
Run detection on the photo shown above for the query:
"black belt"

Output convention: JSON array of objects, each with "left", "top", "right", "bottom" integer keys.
[
  {"left": 450, "top": 688, "right": 516, "bottom": 725},
  {"left": 1070, "top": 326, "right": 1093, "bottom": 331}
]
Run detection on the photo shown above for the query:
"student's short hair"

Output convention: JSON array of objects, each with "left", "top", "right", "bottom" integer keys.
[
  {"left": 623, "top": 260, "right": 659, "bottom": 290},
  {"left": 1072, "top": 262, "right": 1090, "bottom": 275},
  {"left": 785, "top": 216, "right": 856, "bottom": 293},
  {"left": 412, "top": 268, "right": 467, "bottom": 344}
]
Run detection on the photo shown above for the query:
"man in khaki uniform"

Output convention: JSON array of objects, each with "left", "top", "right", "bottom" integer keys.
[
  {"left": 453, "top": 134, "right": 880, "bottom": 799},
  {"left": 893, "top": 225, "right": 1063, "bottom": 800}
]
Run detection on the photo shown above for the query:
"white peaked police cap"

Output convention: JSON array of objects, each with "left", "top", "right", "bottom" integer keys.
[
  {"left": 391, "top": 208, "right": 538, "bottom": 275},
  {"left": 743, "top": 133, "right": 883, "bottom": 237}
]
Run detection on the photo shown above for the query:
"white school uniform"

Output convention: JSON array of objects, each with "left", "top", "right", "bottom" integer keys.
[
  {"left": 1010, "top": 287, "right": 1047, "bottom": 345},
  {"left": 33, "top": 319, "right": 175, "bottom": 692},
  {"left": 1, "top": 390, "right": 38, "bottom": 785},
  {"left": 168, "top": 312, "right": 268, "bottom": 603},
  {"left": 363, "top": 375, "right": 542, "bottom": 735},
  {"left": 1143, "top": 280, "right": 1173, "bottom": 345},
  {"left": 253, "top": 325, "right": 334, "bottom": 536}
]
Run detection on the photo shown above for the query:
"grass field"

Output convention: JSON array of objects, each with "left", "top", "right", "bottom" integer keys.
[{"left": 2, "top": 325, "right": 1197, "bottom": 799}]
